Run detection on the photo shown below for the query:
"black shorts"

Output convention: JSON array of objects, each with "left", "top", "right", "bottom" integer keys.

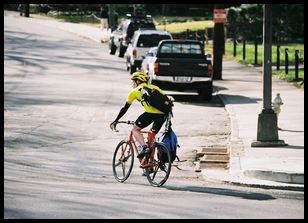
[{"left": 135, "top": 112, "right": 166, "bottom": 133}]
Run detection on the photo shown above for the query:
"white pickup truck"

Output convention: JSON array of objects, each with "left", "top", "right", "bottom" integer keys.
[{"left": 125, "top": 29, "right": 172, "bottom": 74}]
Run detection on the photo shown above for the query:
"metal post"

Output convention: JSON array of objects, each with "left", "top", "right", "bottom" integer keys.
[
  {"left": 254, "top": 40, "right": 258, "bottom": 65},
  {"left": 233, "top": 38, "right": 237, "bottom": 57},
  {"left": 243, "top": 39, "right": 246, "bottom": 61},
  {"left": 285, "top": 48, "right": 289, "bottom": 74},
  {"left": 251, "top": 4, "right": 286, "bottom": 147},
  {"left": 276, "top": 45, "right": 280, "bottom": 70},
  {"left": 201, "top": 31, "right": 205, "bottom": 48},
  {"left": 263, "top": 7, "right": 272, "bottom": 111},
  {"left": 295, "top": 50, "right": 299, "bottom": 80}
]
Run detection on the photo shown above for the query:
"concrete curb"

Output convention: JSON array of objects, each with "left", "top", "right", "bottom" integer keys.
[
  {"left": 215, "top": 91, "right": 244, "bottom": 172},
  {"left": 201, "top": 170, "right": 304, "bottom": 192},
  {"left": 243, "top": 169, "right": 304, "bottom": 185},
  {"left": 221, "top": 178, "right": 304, "bottom": 192},
  {"left": 214, "top": 90, "right": 304, "bottom": 190}
]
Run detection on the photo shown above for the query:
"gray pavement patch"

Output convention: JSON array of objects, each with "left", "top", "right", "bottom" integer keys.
[
  {"left": 244, "top": 169, "right": 304, "bottom": 184},
  {"left": 202, "top": 170, "right": 304, "bottom": 192}
]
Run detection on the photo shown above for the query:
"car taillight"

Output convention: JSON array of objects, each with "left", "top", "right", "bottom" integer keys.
[
  {"left": 207, "top": 64, "right": 213, "bottom": 76},
  {"left": 154, "top": 63, "right": 159, "bottom": 74},
  {"left": 132, "top": 49, "right": 137, "bottom": 58},
  {"left": 146, "top": 64, "right": 149, "bottom": 71},
  {"left": 124, "top": 34, "right": 128, "bottom": 41}
]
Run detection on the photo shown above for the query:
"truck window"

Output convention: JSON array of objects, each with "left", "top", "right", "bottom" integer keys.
[{"left": 160, "top": 43, "right": 202, "bottom": 55}]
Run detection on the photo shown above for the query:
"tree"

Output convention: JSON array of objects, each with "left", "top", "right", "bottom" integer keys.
[
  {"left": 226, "top": 7, "right": 241, "bottom": 40},
  {"left": 226, "top": 4, "right": 303, "bottom": 42}
]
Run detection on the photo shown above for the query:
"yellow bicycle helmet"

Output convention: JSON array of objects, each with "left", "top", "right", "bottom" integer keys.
[{"left": 130, "top": 71, "right": 149, "bottom": 83}]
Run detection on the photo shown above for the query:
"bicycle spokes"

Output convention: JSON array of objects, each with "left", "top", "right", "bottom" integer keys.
[
  {"left": 112, "top": 123, "right": 172, "bottom": 187},
  {"left": 112, "top": 140, "right": 134, "bottom": 183},
  {"left": 146, "top": 143, "right": 171, "bottom": 187}
]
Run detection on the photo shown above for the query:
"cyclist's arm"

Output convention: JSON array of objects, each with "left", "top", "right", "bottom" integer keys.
[
  {"left": 114, "top": 102, "right": 131, "bottom": 122},
  {"left": 113, "top": 89, "right": 137, "bottom": 123}
]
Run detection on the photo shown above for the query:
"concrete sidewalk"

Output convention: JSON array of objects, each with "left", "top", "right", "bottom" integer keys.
[
  {"left": 15, "top": 12, "right": 304, "bottom": 191},
  {"left": 208, "top": 60, "right": 304, "bottom": 191}
]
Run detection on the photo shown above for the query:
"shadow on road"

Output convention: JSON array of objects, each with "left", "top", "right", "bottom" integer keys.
[
  {"left": 218, "top": 94, "right": 262, "bottom": 104},
  {"left": 169, "top": 94, "right": 224, "bottom": 108},
  {"left": 165, "top": 185, "right": 275, "bottom": 201}
]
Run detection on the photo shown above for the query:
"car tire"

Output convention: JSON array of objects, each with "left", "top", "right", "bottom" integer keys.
[
  {"left": 109, "top": 40, "right": 117, "bottom": 55},
  {"left": 126, "top": 57, "right": 130, "bottom": 71},
  {"left": 130, "top": 64, "right": 136, "bottom": 74},
  {"left": 198, "top": 83, "right": 213, "bottom": 101},
  {"left": 118, "top": 43, "right": 127, "bottom": 58}
]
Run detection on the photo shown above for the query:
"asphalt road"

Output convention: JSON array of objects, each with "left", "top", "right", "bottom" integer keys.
[{"left": 4, "top": 13, "right": 304, "bottom": 219}]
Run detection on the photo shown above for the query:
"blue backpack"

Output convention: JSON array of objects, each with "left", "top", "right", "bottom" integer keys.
[{"left": 160, "top": 127, "right": 179, "bottom": 163}]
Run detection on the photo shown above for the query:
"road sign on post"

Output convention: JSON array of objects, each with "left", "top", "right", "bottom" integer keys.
[
  {"left": 213, "top": 6, "right": 225, "bottom": 80},
  {"left": 214, "top": 9, "right": 227, "bottom": 23}
]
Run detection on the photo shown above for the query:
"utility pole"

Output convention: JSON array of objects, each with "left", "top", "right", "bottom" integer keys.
[
  {"left": 251, "top": 4, "right": 286, "bottom": 147},
  {"left": 25, "top": 4, "right": 30, "bottom": 17},
  {"left": 213, "top": 4, "right": 225, "bottom": 80},
  {"left": 108, "top": 4, "right": 115, "bottom": 31}
]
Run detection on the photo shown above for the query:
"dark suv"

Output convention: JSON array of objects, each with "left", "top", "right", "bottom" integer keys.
[{"left": 109, "top": 14, "right": 156, "bottom": 57}]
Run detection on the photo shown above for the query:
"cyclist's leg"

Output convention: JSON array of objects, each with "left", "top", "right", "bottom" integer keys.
[
  {"left": 151, "top": 114, "right": 167, "bottom": 134},
  {"left": 132, "top": 125, "right": 146, "bottom": 147},
  {"left": 133, "top": 112, "right": 153, "bottom": 147},
  {"left": 134, "top": 113, "right": 156, "bottom": 158}
]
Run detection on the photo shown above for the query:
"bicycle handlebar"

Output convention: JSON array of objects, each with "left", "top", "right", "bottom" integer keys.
[
  {"left": 111, "top": 120, "right": 135, "bottom": 132},
  {"left": 116, "top": 120, "right": 135, "bottom": 125}
]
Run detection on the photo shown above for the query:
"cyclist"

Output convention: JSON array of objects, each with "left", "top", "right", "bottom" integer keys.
[{"left": 110, "top": 71, "right": 167, "bottom": 159}]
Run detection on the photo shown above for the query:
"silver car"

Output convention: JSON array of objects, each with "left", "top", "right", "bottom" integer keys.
[{"left": 140, "top": 47, "right": 158, "bottom": 74}]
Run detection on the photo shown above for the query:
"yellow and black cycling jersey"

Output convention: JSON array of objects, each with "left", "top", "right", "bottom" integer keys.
[{"left": 127, "top": 83, "right": 165, "bottom": 114}]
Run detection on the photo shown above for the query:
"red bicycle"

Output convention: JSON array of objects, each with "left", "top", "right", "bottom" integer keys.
[{"left": 112, "top": 120, "right": 172, "bottom": 187}]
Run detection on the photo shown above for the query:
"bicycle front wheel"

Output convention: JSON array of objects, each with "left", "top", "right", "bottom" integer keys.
[
  {"left": 146, "top": 142, "right": 171, "bottom": 187},
  {"left": 112, "top": 140, "right": 134, "bottom": 183}
]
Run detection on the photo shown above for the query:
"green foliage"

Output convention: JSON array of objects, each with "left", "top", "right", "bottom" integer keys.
[
  {"left": 156, "top": 20, "right": 213, "bottom": 33},
  {"left": 226, "top": 4, "right": 304, "bottom": 42},
  {"left": 226, "top": 5, "right": 263, "bottom": 41},
  {"left": 225, "top": 42, "right": 304, "bottom": 66},
  {"left": 272, "top": 70, "right": 304, "bottom": 84}
]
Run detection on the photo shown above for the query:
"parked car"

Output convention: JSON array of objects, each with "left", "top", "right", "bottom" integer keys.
[
  {"left": 125, "top": 29, "right": 172, "bottom": 74},
  {"left": 147, "top": 39, "right": 213, "bottom": 100},
  {"left": 109, "top": 14, "right": 156, "bottom": 57},
  {"left": 141, "top": 46, "right": 158, "bottom": 74}
]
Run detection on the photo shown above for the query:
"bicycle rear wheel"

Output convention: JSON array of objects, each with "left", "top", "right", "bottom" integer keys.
[
  {"left": 146, "top": 142, "right": 171, "bottom": 187},
  {"left": 112, "top": 140, "right": 134, "bottom": 183}
]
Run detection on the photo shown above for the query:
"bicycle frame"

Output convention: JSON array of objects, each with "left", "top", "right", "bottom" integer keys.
[{"left": 126, "top": 129, "right": 156, "bottom": 168}]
